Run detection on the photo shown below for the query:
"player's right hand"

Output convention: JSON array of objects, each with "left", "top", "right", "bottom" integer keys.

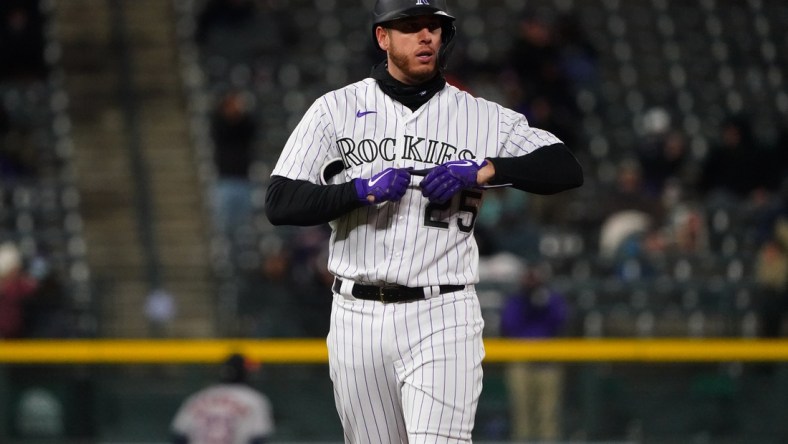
[{"left": 354, "top": 167, "right": 412, "bottom": 204}]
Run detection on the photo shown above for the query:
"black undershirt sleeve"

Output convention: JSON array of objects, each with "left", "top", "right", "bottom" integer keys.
[
  {"left": 265, "top": 176, "right": 364, "bottom": 226},
  {"left": 487, "top": 143, "right": 584, "bottom": 194},
  {"left": 265, "top": 143, "right": 582, "bottom": 225}
]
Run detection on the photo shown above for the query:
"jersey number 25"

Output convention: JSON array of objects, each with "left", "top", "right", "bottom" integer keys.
[{"left": 423, "top": 190, "right": 483, "bottom": 233}]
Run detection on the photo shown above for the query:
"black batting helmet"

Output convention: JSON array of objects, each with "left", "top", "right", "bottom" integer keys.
[{"left": 371, "top": 0, "right": 456, "bottom": 68}]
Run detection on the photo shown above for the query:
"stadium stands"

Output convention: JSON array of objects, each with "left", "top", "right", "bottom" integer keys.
[
  {"left": 170, "top": 0, "right": 788, "bottom": 340},
  {"left": 1, "top": 0, "right": 93, "bottom": 338},
  {"left": 1, "top": 0, "right": 784, "bottom": 342},
  {"left": 3, "top": 1, "right": 787, "bottom": 442}
]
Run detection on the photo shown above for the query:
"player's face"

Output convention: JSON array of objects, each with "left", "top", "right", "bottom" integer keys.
[{"left": 377, "top": 15, "right": 443, "bottom": 85}]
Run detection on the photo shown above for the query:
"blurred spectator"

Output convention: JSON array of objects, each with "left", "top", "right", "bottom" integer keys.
[
  {"left": 755, "top": 236, "right": 788, "bottom": 338},
  {"left": 0, "top": 134, "right": 39, "bottom": 184},
  {"left": 245, "top": 246, "right": 299, "bottom": 337},
  {"left": 635, "top": 108, "right": 690, "bottom": 199},
  {"left": 507, "top": 12, "right": 579, "bottom": 123},
  {"left": 478, "top": 251, "right": 525, "bottom": 289},
  {"left": 602, "top": 158, "right": 666, "bottom": 222},
  {"left": 600, "top": 194, "right": 710, "bottom": 282},
  {"left": 754, "top": 183, "right": 788, "bottom": 338},
  {"left": 476, "top": 187, "right": 539, "bottom": 258},
  {"left": 521, "top": 94, "right": 582, "bottom": 154},
  {"left": 508, "top": 14, "right": 563, "bottom": 105},
  {"left": 195, "top": 0, "right": 296, "bottom": 85},
  {"left": 291, "top": 249, "right": 333, "bottom": 337},
  {"left": 290, "top": 227, "right": 333, "bottom": 338},
  {"left": 477, "top": 188, "right": 529, "bottom": 229},
  {"left": 554, "top": 12, "right": 599, "bottom": 91},
  {"left": 776, "top": 124, "right": 788, "bottom": 180},
  {"left": 0, "top": 1, "right": 47, "bottom": 82},
  {"left": 475, "top": 188, "right": 510, "bottom": 256},
  {"left": 602, "top": 158, "right": 665, "bottom": 223},
  {"left": 171, "top": 353, "right": 275, "bottom": 444},
  {"left": 0, "top": 104, "right": 39, "bottom": 185},
  {"left": 598, "top": 159, "right": 666, "bottom": 258},
  {"left": 664, "top": 202, "right": 709, "bottom": 255},
  {"left": 195, "top": 0, "right": 258, "bottom": 46},
  {"left": 0, "top": 241, "right": 37, "bottom": 338},
  {"left": 698, "top": 115, "right": 777, "bottom": 199},
  {"left": 500, "top": 263, "right": 568, "bottom": 442},
  {"left": 599, "top": 210, "right": 655, "bottom": 259},
  {"left": 210, "top": 90, "right": 258, "bottom": 242},
  {"left": 24, "top": 249, "right": 71, "bottom": 337},
  {"left": 754, "top": 180, "right": 788, "bottom": 247},
  {"left": 144, "top": 288, "right": 177, "bottom": 338},
  {"left": 0, "top": 243, "right": 75, "bottom": 339}
]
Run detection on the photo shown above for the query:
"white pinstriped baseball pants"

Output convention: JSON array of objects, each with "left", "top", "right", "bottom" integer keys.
[{"left": 327, "top": 287, "right": 485, "bottom": 443}]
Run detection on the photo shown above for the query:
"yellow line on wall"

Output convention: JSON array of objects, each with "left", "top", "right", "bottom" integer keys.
[
  {"left": 483, "top": 339, "right": 788, "bottom": 362},
  {"left": 0, "top": 339, "right": 329, "bottom": 364},
  {"left": 2, "top": 339, "right": 788, "bottom": 364}
]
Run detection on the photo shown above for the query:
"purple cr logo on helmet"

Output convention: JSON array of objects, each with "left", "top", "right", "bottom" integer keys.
[{"left": 371, "top": 0, "right": 456, "bottom": 69}]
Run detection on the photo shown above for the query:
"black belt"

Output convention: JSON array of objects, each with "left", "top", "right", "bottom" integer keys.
[{"left": 333, "top": 278, "right": 464, "bottom": 304}]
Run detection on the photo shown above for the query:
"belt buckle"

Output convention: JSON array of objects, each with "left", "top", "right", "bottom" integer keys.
[{"left": 379, "top": 284, "right": 399, "bottom": 303}]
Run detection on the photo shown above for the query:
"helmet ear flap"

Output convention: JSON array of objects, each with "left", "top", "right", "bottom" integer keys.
[
  {"left": 438, "top": 22, "right": 456, "bottom": 71},
  {"left": 442, "top": 21, "right": 456, "bottom": 45}
]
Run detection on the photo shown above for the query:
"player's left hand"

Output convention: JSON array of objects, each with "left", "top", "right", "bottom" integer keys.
[{"left": 419, "top": 159, "right": 487, "bottom": 203}]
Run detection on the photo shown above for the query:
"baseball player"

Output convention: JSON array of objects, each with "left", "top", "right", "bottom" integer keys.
[
  {"left": 171, "top": 354, "right": 275, "bottom": 444},
  {"left": 265, "top": 0, "right": 583, "bottom": 442}
]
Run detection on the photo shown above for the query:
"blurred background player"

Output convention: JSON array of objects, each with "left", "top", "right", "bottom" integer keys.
[
  {"left": 170, "top": 353, "right": 275, "bottom": 444},
  {"left": 500, "top": 263, "right": 568, "bottom": 441}
]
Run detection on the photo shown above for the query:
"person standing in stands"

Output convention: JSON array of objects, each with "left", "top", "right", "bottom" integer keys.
[
  {"left": 0, "top": 241, "right": 38, "bottom": 338},
  {"left": 500, "top": 264, "right": 568, "bottom": 441},
  {"left": 210, "top": 90, "right": 258, "bottom": 242}
]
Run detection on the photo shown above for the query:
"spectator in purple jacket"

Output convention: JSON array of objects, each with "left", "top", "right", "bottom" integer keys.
[{"left": 499, "top": 263, "right": 568, "bottom": 441}]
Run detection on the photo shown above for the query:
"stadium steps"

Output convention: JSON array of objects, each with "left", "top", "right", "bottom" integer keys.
[{"left": 53, "top": 0, "right": 216, "bottom": 338}]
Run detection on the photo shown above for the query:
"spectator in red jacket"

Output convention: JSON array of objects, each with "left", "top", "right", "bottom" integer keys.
[{"left": 0, "top": 242, "right": 37, "bottom": 338}]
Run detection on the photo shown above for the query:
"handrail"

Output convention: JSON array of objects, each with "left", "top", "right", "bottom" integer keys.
[{"left": 108, "top": 0, "right": 162, "bottom": 290}]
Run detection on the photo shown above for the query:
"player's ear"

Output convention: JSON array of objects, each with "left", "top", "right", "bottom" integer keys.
[{"left": 375, "top": 25, "right": 390, "bottom": 51}]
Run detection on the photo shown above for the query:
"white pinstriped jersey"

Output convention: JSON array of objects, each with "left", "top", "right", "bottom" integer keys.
[{"left": 271, "top": 78, "right": 562, "bottom": 287}]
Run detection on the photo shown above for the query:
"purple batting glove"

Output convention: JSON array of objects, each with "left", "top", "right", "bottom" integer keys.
[
  {"left": 419, "top": 166, "right": 462, "bottom": 204},
  {"left": 419, "top": 159, "right": 486, "bottom": 203},
  {"left": 354, "top": 167, "right": 411, "bottom": 204}
]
